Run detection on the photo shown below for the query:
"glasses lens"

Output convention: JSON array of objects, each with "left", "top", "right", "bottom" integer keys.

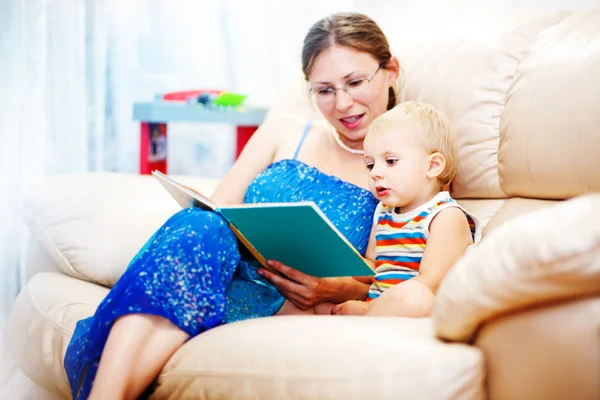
[
  {"left": 310, "top": 69, "right": 377, "bottom": 105},
  {"left": 312, "top": 90, "right": 335, "bottom": 106},
  {"left": 344, "top": 78, "right": 369, "bottom": 98}
]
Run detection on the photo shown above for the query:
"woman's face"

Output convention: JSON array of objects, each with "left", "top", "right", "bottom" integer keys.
[{"left": 308, "top": 45, "right": 397, "bottom": 144}]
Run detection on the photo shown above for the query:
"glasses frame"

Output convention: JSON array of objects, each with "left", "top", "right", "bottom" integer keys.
[{"left": 308, "top": 65, "right": 384, "bottom": 101}]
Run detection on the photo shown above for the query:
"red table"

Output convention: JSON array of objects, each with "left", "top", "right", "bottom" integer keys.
[{"left": 132, "top": 91, "right": 268, "bottom": 174}]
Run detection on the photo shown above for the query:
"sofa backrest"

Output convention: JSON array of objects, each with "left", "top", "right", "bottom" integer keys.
[
  {"left": 266, "top": 9, "right": 600, "bottom": 206},
  {"left": 20, "top": 174, "right": 221, "bottom": 287},
  {"left": 498, "top": 11, "right": 600, "bottom": 200}
]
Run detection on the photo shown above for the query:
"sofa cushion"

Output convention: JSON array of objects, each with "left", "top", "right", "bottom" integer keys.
[
  {"left": 7, "top": 272, "right": 108, "bottom": 398},
  {"left": 482, "top": 197, "right": 558, "bottom": 237},
  {"left": 21, "top": 173, "right": 219, "bottom": 288},
  {"left": 392, "top": 11, "right": 571, "bottom": 199},
  {"left": 154, "top": 316, "right": 483, "bottom": 400},
  {"left": 434, "top": 193, "right": 600, "bottom": 342},
  {"left": 9, "top": 272, "right": 484, "bottom": 400},
  {"left": 477, "top": 297, "right": 600, "bottom": 400},
  {"left": 499, "top": 10, "right": 600, "bottom": 199},
  {"left": 455, "top": 199, "right": 505, "bottom": 236}
]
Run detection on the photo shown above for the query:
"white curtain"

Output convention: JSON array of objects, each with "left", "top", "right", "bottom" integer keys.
[
  {"left": 0, "top": 0, "right": 354, "bottom": 395},
  {"left": 1, "top": 0, "right": 88, "bottom": 321}
]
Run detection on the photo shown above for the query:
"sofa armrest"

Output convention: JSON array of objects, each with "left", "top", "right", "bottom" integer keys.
[
  {"left": 8, "top": 272, "right": 110, "bottom": 398},
  {"left": 21, "top": 172, "right": 220, "bottom": 288},
  {"left": 433, "top": 193, "right": 600, "bottom": 342}
]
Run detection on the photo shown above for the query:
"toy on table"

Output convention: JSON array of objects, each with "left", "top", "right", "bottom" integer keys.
[
  {"left": 162, "top": 89, "right": 249, "bottom": 110},
  {"left": 193, "top": 91, "right": 248, "bottom": 110}
]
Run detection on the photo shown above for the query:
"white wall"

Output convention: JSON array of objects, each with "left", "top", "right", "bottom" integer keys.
[
  {"left": 185, "top": 0, "right": 600, "bottom": 177},
  {"left": 357, "top": 0, "right": 599, "bottom": 43}
]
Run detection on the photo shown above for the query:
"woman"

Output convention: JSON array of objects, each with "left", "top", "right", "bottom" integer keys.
[{"left": 66, "top": 12, "right": 401, "bottom": 399}]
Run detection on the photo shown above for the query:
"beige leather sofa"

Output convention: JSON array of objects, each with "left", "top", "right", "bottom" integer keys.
[{"left": 8, "top": 9, "right": 600, "bottom": 400}]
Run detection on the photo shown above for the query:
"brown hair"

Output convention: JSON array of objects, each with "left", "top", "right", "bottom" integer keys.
[{"left": 302, "top": 12, "right": 397, "bottom": 111}]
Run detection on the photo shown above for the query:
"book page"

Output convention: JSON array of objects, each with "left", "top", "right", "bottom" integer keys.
[{"left": 152, "top": 170, "right": 218, "bottom": 211}]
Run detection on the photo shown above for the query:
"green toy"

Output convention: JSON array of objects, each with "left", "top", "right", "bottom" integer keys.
[{"left": 213, "top": 92, "right": 247, "bottom": 107}]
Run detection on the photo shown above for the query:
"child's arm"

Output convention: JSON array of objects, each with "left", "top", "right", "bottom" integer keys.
[
  {"left": 366, "top": 207, "right": 473, "bottom": 317},
  {"left": 331, "top": 220, "right": 378, "bottom": 315}
]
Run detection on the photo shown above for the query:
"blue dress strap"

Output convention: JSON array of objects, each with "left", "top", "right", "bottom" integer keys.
[{"left": 292, "top": 120, "right": 312, "bottom": 160}]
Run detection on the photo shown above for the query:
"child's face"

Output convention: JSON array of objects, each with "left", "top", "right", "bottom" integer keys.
[{"left": 363, "top": 122, "right": 435, "bottom": 213}]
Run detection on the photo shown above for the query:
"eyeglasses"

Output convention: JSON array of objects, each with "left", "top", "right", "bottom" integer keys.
[{"left": 309, "top": 65, "right": 383, "bottom": 106}]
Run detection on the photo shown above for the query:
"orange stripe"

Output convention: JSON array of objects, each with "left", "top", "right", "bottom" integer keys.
[
  {"left": 375, "top": 260, "right": 420, "bottom": 270},
  {"left": 373, "top": 278, "right": 409, "bottom": 285},
  {"left": 378, "top": 218, "right": 409, "bottom": 229},
  {"left": 377, "top": 237, "right": 426, "bottom": 246},
  {"left": 412, "top": 214, "right": 425, "bottom": 223}
]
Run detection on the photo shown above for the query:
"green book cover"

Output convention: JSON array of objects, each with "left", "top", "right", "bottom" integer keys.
[
  {"left": 220, "top": 203, "right": 374, "bottom": 277},
  {"left": 152, "top": 171, "right": 375, "bottom": 278}
]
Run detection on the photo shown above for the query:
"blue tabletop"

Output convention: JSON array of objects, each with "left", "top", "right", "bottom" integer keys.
[{"left": 132, "top": 101, "right": 268, "bottom": 125}]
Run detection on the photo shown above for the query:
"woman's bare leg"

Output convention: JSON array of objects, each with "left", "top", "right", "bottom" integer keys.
[{"left": 88, "top": 314, "right": 189, "bottom": 400}]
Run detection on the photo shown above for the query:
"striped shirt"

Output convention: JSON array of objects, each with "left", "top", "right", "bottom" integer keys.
[{"left": 367, "top": 191, "right": 479, "bottom": 301}]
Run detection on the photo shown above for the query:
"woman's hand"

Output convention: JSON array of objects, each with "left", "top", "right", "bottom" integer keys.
[
  {"left": 330, "top": 300, "right": 371, "bottom": 316},
  {"left": 258, "top": 260, "right": 370, "bottom": 310}
]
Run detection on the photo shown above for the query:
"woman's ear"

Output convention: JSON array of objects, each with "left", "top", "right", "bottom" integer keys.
[
  {"left": 386, "top": 56, "right": 400, "bottom": 86},
  {"left": 426, "top": 152, "right": 446, "bottom": 179}
]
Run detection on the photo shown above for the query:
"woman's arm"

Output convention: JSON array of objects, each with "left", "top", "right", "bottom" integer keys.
[
  {"left": 210, "top": 117, "right": 283, "bottom": 206},
  {"left": 259, "top": 261, "right": 370, "bottom": 310},
  {"left": 366, "top": 207, "right": 473, "bottom": 317}
]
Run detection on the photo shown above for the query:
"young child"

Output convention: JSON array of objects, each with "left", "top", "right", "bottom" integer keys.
[{"left": 331, "top": 101, "right": 480, "bottom": 317}]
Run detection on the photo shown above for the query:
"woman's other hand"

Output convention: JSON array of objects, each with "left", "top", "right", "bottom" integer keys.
[{"left": 258, "top": 260, "right": 369, "bottom": 310}]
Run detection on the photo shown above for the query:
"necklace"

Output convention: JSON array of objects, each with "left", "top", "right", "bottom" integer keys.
[{"left": 331, "top": 128, "right": 364, "bottom": 155}]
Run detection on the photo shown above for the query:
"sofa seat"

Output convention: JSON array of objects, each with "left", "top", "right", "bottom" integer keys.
[{"left": 9, "top": 272, "right": 484, "bottom": 400}]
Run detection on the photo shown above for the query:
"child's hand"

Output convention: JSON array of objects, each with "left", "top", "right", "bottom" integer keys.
[{"left": 330, "top": 300, "right": 371, "bottom": 316}]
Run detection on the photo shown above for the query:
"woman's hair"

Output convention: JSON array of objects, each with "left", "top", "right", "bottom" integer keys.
[
  {"left": 302, "top": 12, "right": 397, "bottom": 110},
  {"left": 370, "top": 101, "right": 458, "bottom": 187}
]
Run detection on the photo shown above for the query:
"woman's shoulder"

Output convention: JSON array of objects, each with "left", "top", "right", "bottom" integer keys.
[
  {"left": 258, "top": 114, "right": 307, "bottom": 142},
  {"left": 261, "top": 114, "right": 328, "bottom": 137},
  {"left": 261, "top": 115, "right": 329, "bottom": 158}
]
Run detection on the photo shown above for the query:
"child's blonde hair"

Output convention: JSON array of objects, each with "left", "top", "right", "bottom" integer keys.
[{"left": 369, "top": 101, "right": 458, "bottom": 187}]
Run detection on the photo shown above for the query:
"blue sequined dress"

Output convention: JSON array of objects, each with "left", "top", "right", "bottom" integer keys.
[{"left": 64, "top": 122, "right": 378, "bottom": 399}]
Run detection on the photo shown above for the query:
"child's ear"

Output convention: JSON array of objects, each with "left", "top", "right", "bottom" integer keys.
[{"left": 426, "top": 152, "right": 446, "bottom": 179}]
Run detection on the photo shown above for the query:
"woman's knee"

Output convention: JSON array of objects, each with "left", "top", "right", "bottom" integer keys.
[
  {"left": 191, "top": 208, "right": 228, "bottom": 226},
  {"left": 162, "top": 208, "right": 238, "bottom": 253},
  {"left": 168, "top": 208, "right": 229, "bottom": 233}
]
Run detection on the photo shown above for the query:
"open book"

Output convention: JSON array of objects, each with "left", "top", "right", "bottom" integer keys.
[{"left": 152, "top": 171, "right": 375, "bottom": 278}]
